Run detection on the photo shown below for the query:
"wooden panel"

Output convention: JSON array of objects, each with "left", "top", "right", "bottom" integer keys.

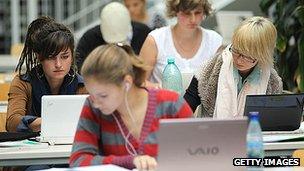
[
  {"left": 0, "top": 112, "right": 6, "bottom": 132},
  {"left": 293, "top": 149, "right": 304, "bottom": 166},
  {"left": 0, "top": 83, "right": 10, "bottom": 101}
]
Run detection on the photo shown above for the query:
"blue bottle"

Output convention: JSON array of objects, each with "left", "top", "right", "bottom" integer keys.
[
  {"left": 247, "top": 111, "right": 264, "bottom": 159},
  {"left": 162, "top": 58, "right": 183, "bottom": 94}
]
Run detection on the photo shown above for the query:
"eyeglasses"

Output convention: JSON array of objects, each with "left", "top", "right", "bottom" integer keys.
[{"left": 229, "top": 46, "right": 256, "bottom": 63}]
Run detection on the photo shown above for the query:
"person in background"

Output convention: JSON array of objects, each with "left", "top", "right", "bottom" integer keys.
[
  {"left": 139, "top": 0, "right": 222, "bottom": 88},
  {"left": 69, "top": 44, "right": 192, "bottom": 170},
  {"left": 123, "top": 0, "right": 167, "bottom": 29},
  {"left": 76, "top": 2, "right": 151, "bottom": 72},
  {"left": 184, "top": 16, "right": 283, "bottom": 118},
  {"left": 6, "top": 16, "right": 86, "bottom": 133}
]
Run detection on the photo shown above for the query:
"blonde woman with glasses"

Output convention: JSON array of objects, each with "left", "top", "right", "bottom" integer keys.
[{"left": 184, "top": 16, "right": 283, "bottom": 118}]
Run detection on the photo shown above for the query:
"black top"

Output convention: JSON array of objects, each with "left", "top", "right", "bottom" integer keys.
[
  {"left": 0, "top": 132, "right": 39, "bottom": 142},
  {"left": 184, "top": 76, "right": 201, "bottom": 112},
  {"left": 76, "top": 21, "right": 151, "bottom": 72}
]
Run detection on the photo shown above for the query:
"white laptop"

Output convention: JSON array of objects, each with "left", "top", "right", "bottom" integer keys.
[
  {"left": 216, "top": 11, "right": 253, "bottom": 45},
  {"left": 39, "top": 94, "right": 88, "bottom": 145},
  {"left": 157, "top": 118, "right": 247, "bottom": 171}
]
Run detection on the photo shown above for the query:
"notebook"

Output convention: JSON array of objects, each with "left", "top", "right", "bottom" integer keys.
[
  {"left": 39, "top": 94, "right": 88, "bottom": 145},
  {"left": 157, "top": 118, "right": 247, "bottom": 171},
  {"left": 244, "top": 93, "right": 304, "bottom": 131}
]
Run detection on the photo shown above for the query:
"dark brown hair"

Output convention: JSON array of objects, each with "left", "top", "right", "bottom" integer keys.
[{"left": 16, "top": 16, "right": 76, "bottom": 75}]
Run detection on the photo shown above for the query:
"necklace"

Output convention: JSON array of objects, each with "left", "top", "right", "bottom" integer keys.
[{"left": 172, "top": 26, "right": 202, "bottom": 55}]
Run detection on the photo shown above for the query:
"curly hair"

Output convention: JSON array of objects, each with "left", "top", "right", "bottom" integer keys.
[{"left": 166, "top": 0, "right": 212, "bottom": 18}]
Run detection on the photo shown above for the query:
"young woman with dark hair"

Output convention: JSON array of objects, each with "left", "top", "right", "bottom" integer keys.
[{"left": 6, "top": 16, "right": 87, "bottom": 133}]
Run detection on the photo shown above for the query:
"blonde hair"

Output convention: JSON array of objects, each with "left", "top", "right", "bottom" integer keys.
[
  {"left": 81, "top": 44, "right": 148, "bottom": 87},
  {"left": 166, "top": 0, "right": 212, "bottom": 18},
  {"left": 232, "top": 16, "right": 277, "bottom": 67}
]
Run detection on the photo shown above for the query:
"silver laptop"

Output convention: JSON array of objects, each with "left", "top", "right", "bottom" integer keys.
[
  {"left": 157, "top": 118, "right": 247, "bottom": 171},
  {"left": 40, "top": 95, "right": 88, "bottom": 145}
]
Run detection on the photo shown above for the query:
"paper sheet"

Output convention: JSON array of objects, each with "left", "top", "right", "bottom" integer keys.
[
  {"left": 263, "top": 122, "right": 304, "bottom": 142},
  {"left": 0, "top": 140, "right": 49, "bottom": 152}
]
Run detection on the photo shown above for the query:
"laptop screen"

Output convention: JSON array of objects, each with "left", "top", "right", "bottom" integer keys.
[
  {"left": 40, "top": 95, "right": 88, "bottom": 144},
  {"left": 157, "top": 118, "right": 247, "bottom": 171},
  {"left": 244, "top": 93, "right": 304, "bottom": 131}
]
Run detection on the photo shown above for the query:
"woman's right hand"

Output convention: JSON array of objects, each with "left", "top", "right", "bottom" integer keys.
[
  {"left": 133, "top": 155, "right": 157, "bottom": 171},
  {"left": 29, "top": 118, "right": 41, "bottom": 132}
]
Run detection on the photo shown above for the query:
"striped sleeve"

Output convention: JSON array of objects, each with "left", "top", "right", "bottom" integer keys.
[
  {"left": 173, "top": 94, "right": 193, "bottom": 118},
  {"left": 69, "top": 98, "right": 135, "bottom": 169},
  {"left": 155, "top": 89, "right": 193, "bottom": 118}
]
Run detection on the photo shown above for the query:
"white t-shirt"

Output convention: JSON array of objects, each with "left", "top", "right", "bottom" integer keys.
[{"left": 149, "top": 26, "right": 223, "bottom": 87}]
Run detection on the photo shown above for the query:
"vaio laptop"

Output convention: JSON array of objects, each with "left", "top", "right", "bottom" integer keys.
[
  {"left": 244, "top": 93, "right": 304, "bottom": 131},
  {"left": 39, "top": 95, "right": 88, "bottom": 145},
  {"left": 157, "top": 118, "right": 247, "bottom": 171}
]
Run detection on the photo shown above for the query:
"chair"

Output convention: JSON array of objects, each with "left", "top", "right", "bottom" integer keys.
[
  {"left": 0, "top": 111, "right": 6, "bottom": 132},
  {"left": 292, "top": 149, "right": 304, "bottom": 166},
  {"left": 0, "top": 83, "right": 10, "bottom": 132},
  {"left": 0, "top": 83, "right": 10, "bottom": 101}
]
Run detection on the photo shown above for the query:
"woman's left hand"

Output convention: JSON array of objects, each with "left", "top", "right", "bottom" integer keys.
[
  {"left": 29, "top": 117, "right": 41, "bottom": 132},
  {"left": 133, "top": 155, "right": 157, "bottom": 171}
]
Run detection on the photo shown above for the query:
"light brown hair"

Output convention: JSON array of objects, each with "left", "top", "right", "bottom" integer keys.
[{"left": 81, "top": 44, "right": 148, "bottom": 87}]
